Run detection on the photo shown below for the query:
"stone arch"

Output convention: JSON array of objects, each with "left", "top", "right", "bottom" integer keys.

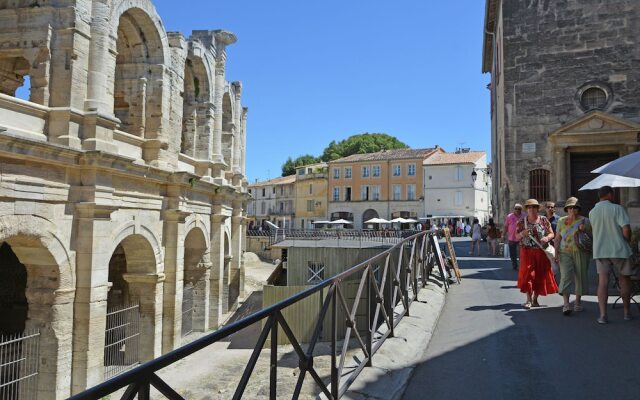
[
  {"left": 181, "top": 226, "right": 209, "bottom": 335},
  {"left": 181, "top": 46, "right": 215, "bottom": 158},
  {"left": 110, "top": 3, "right": 170, "bottom": 138},
  {"left": 0, "top": 215, "right": 74, "bottom": 399},
  {"left": 105, "top": 225, "right": 164, "bottom": 366},
  {"left": 362, "top": 208, "right": 380, "bottom": 228}
]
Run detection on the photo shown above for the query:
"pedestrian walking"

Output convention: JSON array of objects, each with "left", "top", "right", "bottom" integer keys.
[
  {"left": 553, "top": 197, "right": 592, "bottom": 315},
  {"left": 470, "top": 218, "right": 482, "bottom": 256},
  {"left": 504, "top": 203, "right": 524, "bottom": 270},
  {"left": 588, "top": 186, "right": 634, "bottom": 324},
  {"left": 486, "top": 219, "right": 499, "bottom": 256},
  {"left": 544, "top": 201, "right": 560, "bottom": 239},
  {"left": 516, "top": 199, "right": 558, "bottom": 309}
]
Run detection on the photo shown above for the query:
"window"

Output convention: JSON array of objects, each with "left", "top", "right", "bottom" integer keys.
[
  {"left": 362, "top": 166, "right": 370, "bottom": 178},
  {"left": 345, "top": 167, "right": 352, "bottom": 178},
  {"left": 307, "top": 200, "right": 314, "bottom": 212},
  {"left": 580, "top": 87, "right": 607, "bottom": 110},
  {"left": 333, "top": 187, "right": 340, "bottom": 201},
  {"left": 393, "top": 164, "right": 401, "bottom": 176},
  {"left": 248, "top": 189, "right": 252, "bottom": 195},
  {"left": 454, "top": 191, "right": 463, "bottom": 206},
  {"left": 455, "top": 166, "right": 464, "bottom": 181},
  {"left": 345, "top": 187, "right": 352, "bottom": 201},
  {"left": 279, "top": 202, "right": 284, "bottom": 211},
  {"left": 333, "top": 168, "right": 340, "bottom": 179},
  {"left": 280, "top": 186, "right": 284, "bottom": 195},
  {"left": 407, "top": 184, "right": 416, "bottom": 200},
  {"left": 272, "top": 187, "right": 276, "bottom": 194},
  {"left": 371, "top": 185, "right": 381, "bottom": 201},
  {"left": 372, "top": 165, "right": 381, "bottom": 177},
  {"left": 261, "top": 202, "right": 266, "bottom": 214},
  {"left": 309, "top": 184, "right": 313, "bottom": 194},
  {"left": 408, "top": 164, "right": 416, "bottom": 176},
  {"left": 298, "top": 169, "right": 305, "bottom": 176},
  {"left": 529, "top": 169, "right": 550, "bottom": 201},
  {"left": 307, "top": 168, "right": 313, "bottom": 174},
  {"left": 393, "top": 185, "right": 401, "bottom": 201},
  {"left": 262, "top": 188, "right": 266, "bottom": 197},
  {"left": 361, "top": 185, "right": 370, "bottom": 201},
  {"left": 308, "top": 262, "right": 325, "bottom": 283}
]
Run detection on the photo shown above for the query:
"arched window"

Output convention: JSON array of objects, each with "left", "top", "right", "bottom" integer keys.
[
  {"left": 529, "top": 169, "right": 550, "bottom": 201},
  {"left": 0, "top": 56, "right": 31, "bottom": 100}
]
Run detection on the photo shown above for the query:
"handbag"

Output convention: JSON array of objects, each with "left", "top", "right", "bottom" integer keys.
[
  {"left": 525, "top": 218, "right": 556, "bottom": 262},
  {"left": 574, "top": 222, "right": 593, "bottom": 253}
]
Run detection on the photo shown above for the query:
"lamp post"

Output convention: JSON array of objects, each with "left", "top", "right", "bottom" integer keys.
[{"left": 471, "top": 166, "right": 492, "bottom": 221}]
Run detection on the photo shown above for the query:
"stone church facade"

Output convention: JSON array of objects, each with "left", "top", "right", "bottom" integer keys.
[
  {"left": 483, "top": 0, "right": 640, "bottom": 221},
  {"left": 0, "top": 1, "right": 248, "bottom": 398}
]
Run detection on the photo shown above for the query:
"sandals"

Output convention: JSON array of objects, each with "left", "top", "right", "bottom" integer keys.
[
  {"left": 562, "top": 304, "right": 572, "bottom": 316},
  {"left": 532, "top": 300, "right": 541, "bottom": 308},
  {"left": 523, "top": 301, "right": 532, "bottom": 310},
  {"left": 573, "top": 304, "right": 583, "bottom": 312}
]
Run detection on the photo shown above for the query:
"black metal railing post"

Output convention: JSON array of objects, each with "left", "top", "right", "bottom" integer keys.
[
  {"left": 331, "top": 286, "right": 339, "bottom": 399},
  {"left": 270, "top": 314, "right": 278, "bottom": 399},
  {"left": 386, "top": 255, "right": 394, "bottom": 338},
  {"left": 366, "top": 266, "right": 373, "bottom": 367}
]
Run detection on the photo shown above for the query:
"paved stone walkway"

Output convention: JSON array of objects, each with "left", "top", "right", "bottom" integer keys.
[{"left": 401, "top": 245, "right": 640, "bottom": 400}]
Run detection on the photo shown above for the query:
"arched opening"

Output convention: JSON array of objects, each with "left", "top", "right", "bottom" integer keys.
[
  {"left": 113, "top": 8, "right": 165, "bottom": 137},
  {"left": 221, "top": 93, "right": 234, "bottom": 166},
  {"left": 181, "top": 57, "right": 212, "bottom": 158},
  {"left": 104, "top": 234, "right": 158, "bottom": 378},
  {"left": 0, "top": 237, "right": 70, "bottom": 399},
  {"left": 362, "top": 209, "right": 380, "bottom": 229},
  {"left": 182, "top": 228, "right": 209, "bottom": 337},
  {"left": 0, "top": 56, "right": 31, "bottom": 100}
]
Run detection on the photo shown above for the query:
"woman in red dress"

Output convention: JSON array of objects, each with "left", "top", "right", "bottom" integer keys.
[{"left": 516, "top": 198, "right": 558, "bottom": 309}]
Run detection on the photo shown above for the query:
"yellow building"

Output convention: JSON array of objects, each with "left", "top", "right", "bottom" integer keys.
[
  {"left": 294, "top": 163, "right": 329, "bottom": 229},
  {"left": 328, "top": 147, "right": 442, "bottom": 229}
]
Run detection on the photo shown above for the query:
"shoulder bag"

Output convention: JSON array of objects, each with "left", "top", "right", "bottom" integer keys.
[
  {"left": 525, "top": 218, "right": 556, "bottom": 261},
  {"left": 574, "top": 220, "right": 593, "bottom": 253}
]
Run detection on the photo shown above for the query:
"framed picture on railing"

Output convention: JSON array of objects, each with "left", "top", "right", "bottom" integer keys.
[{"left": 443, "top": 228, "right": 462, "bottom": 283}]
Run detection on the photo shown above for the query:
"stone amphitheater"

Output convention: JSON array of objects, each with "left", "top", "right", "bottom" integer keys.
[{"left": 0, "top": 0, "right": 248, "bottom": 398}]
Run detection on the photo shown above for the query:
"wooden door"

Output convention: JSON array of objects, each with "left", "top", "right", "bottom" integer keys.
[{"left": 570, "top": 152, "right": 619, "bottom": 215}]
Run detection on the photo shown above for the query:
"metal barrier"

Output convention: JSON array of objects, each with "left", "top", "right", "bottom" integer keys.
[
  {"left": 0, "top": 330, "right": 39, "bottom": 400},
  {"left": 181, "top": 285, "right": 195, "bottom": 338},
  {"left": 72, "top": 231, "right": 440, "bottom": 400},
  {"left": 247, "top": 229, "right": 421, "bottom": 246},
  {"left": 104, "top": 304, "right": 141, "bottom": 379}
]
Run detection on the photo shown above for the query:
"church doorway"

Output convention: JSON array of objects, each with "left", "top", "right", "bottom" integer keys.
[{"left": 570, "top": 152, "right": 618, "bottom": 214}]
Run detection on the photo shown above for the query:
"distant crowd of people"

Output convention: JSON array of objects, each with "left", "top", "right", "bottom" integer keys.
[{"left": 502, "top": 186, "right": 636, "bottom": 323}]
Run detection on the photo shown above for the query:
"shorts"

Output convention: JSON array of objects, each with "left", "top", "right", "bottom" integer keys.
[
  {"left": 472, "top": 234, "right": 481, "bottom": 241},
  {"left": 595, "top": 258, "right": 634, "bottom": 276}
]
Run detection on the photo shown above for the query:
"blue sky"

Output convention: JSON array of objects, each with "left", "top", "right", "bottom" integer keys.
[
  {"left": 20, "top": 1, "right": 490, "bottom": 182},
  {"left": 153, "top": 0, "right": 491, "bottom": 182}
]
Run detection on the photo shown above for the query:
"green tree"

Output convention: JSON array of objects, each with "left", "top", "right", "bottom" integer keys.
[
  {"left": 281, "top": 154, "right": 320, "bottom": 176},
  {"left": 320, "top": 133, "right": 408, "bottom": 161}
]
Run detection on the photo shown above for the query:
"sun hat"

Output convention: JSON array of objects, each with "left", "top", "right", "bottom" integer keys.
[
  {"left": 524, "top": 199, "right": 540, "bottom": 208},
  {"left": 514, "top": 203, "right": 523, "bottom": 210},
  {"left": 564, "top": 197, "right": 581, "bottom": 211}
]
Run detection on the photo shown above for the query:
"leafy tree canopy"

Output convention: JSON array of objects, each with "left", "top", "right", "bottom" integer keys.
[
  {"left": 320, "top": 133, "right": 408, "bottom": 161},
  {"left": 281, "top": 154, "right": 320, "bottom": 176},
  {"left": 280, "top": 133, "right": 408, "bottom": 176}
]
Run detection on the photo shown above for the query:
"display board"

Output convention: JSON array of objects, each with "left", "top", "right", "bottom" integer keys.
[
  {"left": 430, "top": 234, "right": 449, "bottom": 292},
  {"left": 443, "top": 228, "right": 462, "bottom": 283}
]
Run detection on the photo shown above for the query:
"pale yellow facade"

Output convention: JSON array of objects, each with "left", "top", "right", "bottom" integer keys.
[{"left": 294, "top": 163, "right": 329, "bottom": 229}]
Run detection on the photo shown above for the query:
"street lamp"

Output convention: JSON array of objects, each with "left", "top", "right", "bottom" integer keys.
[{"left": 471, "top": 166, "right": 492, "bottom": 184}]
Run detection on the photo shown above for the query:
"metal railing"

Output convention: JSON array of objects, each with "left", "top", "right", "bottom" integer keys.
[
  {"left": 247, "top": 229, "right": 421, "bottom": 246},
  {"left": 181, "top": 285, "right": 195, "bottom": 338},
  {"left": 72, "top": 231, "right": 444, "bottom": 400},
  {"left": 0, "top": 330, "right": 39, "bottom": 400},
  {"left": 104, "top": 303, "right": 141, "bottom": 380}
]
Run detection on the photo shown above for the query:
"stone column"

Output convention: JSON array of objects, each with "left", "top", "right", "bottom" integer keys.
[
  {"left": 123, "top": 273, "right": 165, "bottom": 362},
  {"left": 211, "top": 31, "right": 237, "bottom": 179},
  {"left": 232, "top": 81, "right": 243, "bottom": 176},
  {"left": 209, "top": 212, "right": 228, "bottom": 328},
  {"left": 191, "top": 262, "right": 212, "bottom": 331},
  {"left": 71, "top": 204, "right": 115, "bottom": 394},
  {"left": 161, "top": 210, "right": 189, "bottom": 353},
  {"left": 554, "top": 147, "right": 567, "bottom": 202},
  {"left": 229, "top": 207, "right": 244, "bottom": 311},
  {"left": 241, "top": 107, "right": 249, "bottom": 176}
]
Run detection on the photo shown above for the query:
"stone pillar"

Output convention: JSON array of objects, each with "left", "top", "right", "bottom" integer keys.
[
  {"left": 231, "top": 81, "right": 243, "bottom": 175},
  {"left": 123, "top": 273, "right": 165, "bottom": 362},
  {"left": 71, "top": 204, "right": 114, "bottom": 394},
  {"left": 241, "top": 107, "right": 248, "bottom": 176},
  {"left": 209, "top": 212, "right": 228, "bottom": 328},
  {"left": 229, "top": 208, "right": 244, "bottom": 311},
  {"left": 191, "top": 262, "right": 211, "bottom": 331},
  {"left": 554, "top": 147, "right": 567, "bottom": 203},
  {"left": 211, "top": 31, "right": 237, "bottom": 178},
  {"left": 161, "top": 210, "right": 189, "bottom": 353}
]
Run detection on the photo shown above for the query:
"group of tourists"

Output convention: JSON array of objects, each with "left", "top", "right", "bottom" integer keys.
[{"left": 503, "top": 186, "right": 636, "bottom": 323}]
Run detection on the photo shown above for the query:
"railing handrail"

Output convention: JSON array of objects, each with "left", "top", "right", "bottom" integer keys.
[{"left": 70, "top": 231, "right": 437, "bottom": 399}]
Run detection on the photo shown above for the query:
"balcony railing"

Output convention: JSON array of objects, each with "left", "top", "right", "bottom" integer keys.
[{"left": 69, "top": 231, "right": 445, "bottom": 400}]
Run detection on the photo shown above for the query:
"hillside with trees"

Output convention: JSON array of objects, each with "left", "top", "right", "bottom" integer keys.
[{"left": 281, "top": 133, "right": 408, "bottom": 176}]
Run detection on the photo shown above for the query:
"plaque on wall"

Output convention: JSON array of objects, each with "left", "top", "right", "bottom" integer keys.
[{"left": 522, "top": 142, "right": 536, "bottom": 153}]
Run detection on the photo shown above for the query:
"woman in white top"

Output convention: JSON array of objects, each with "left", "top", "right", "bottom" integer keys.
[{"left": 470, "top": 218, "right": 482, "bottom": 256}]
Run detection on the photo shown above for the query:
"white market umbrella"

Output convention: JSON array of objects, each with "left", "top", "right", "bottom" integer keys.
[
  {"left": 579, "top": 173, "right": 640, "bottom": 191},
  {"left": 592, "top": 151, "right": 640, "bottom": 178},
  {"left": 312, "top": 220, "right": 332, "bottom": 224},
  {"left": 329, "top": 219, "right": 352, "bottom": 225},
  {"left": 390, "top": 217, "right": 408, "bottom": 223},
  {"left": 403, "top": 218, "right": 418, "bottom": 223},
  {"left": 364, "top": 218, "right": 390, "bottom": 224}
]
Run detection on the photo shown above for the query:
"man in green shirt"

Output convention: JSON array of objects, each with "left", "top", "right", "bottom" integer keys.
[{"left": 589, "top": 186, "right": 634, "bottom": 324}]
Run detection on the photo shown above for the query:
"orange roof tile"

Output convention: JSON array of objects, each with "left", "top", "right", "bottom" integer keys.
[{"left": 423, "top": 151, "right": 486, "bottom": 166}]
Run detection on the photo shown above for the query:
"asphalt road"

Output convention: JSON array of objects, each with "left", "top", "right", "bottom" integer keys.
[{"left": 401, "top": 241, "right": 640, "bottom": 400}]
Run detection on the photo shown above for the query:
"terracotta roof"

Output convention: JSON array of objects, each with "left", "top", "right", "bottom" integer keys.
[
  {"left": 330, "top": 147, "right": 441, "bottom": 163},
  {"left": 423, "top": 151, "right": 486, "bottom": 166},
  {"left": 249, "top": 175, "right": 296, "bottom": 187}
]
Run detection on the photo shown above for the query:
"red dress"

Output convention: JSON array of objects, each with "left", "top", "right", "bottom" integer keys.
[{"left": 516, "top": 216, "right": 558, "bottom": 295}]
